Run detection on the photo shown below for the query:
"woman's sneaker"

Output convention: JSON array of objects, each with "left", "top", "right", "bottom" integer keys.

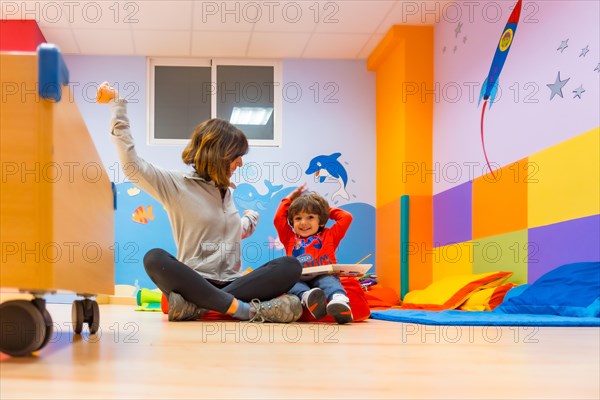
[
  {"left": 249, "top": 294, "right": 302, "bottom": 323},
  {"left": 301, "top": 288, "right": 327, "bottom": 320},
  {"left": 326, "top": 294, "right": 353, "bottom": 324},
  {"left": 168, "top": 292, "right": 206, "bottom": 322}
]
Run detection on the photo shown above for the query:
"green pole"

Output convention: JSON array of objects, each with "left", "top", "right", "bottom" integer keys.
[{"left": 400, "top": 195, "right": 409, "bottom": 300}]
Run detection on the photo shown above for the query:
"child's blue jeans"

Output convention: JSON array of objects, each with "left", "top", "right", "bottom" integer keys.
[{"left": 288, "top": 274, "right": 346, "bottom": 301}]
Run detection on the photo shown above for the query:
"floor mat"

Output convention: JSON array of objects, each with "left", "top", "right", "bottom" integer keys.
[{"left": 370, "top": 309, "right": 600, "bottom": 326}]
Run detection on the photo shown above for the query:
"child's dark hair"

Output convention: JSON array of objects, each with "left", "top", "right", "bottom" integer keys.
[{"left": 288, "top": 193, "right": 329, "bottom": 226}]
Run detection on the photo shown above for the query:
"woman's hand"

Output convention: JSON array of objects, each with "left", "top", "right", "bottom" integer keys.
[
  {"left": 286, "top": 182, "right": 308, "bottom": 201},
  {"left": 244, "top": 210, "right": 259, "bottom": 222},
  {"left": 96, "top": 81, "right": 117, "bottom": 104}
]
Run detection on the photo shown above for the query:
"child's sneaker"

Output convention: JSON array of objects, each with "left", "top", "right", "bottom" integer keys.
[
  {"left": 168, "top": 292, "right": 205, "bottom": 322},
  {"left": 326, "top": 294, "right": 353, "bottom": 324},
  {"left": 301, "top": 288, "right": 327, "bottom": 320},
  {"left": 249, "top": 294, "right": 303, "bottom": 323}
]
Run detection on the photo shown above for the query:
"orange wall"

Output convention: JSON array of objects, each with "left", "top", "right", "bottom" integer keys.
[
  {"left": 368, "top": 26, "right": 434, "bottom": 297},
  {"left": 376, "top": 199, "right": 401, "bottom": 293}
]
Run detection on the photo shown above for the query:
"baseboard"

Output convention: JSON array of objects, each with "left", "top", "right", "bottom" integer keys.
[
  {"left": 1, "top": 285, "right": 154, "bottom": 307},
  {"left": 96, "top": 294, "right": 137, "bottom": 305}
]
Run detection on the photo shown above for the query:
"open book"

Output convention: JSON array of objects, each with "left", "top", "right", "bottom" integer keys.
[{"left": 301, "top": 264, "right": 373, "bottom": 280}]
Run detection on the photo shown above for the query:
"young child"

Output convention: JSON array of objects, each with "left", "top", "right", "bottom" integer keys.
[{"left": 274, "top": 183, "right": 354, "bottom": 324}]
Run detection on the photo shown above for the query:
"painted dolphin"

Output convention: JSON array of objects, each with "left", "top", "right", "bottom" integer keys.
[
  {"left": 233, "top": 179, "right": 283, "bottom": 211},
  {"left": 305, "top": 153, "right": 349, "bottom": 201}
]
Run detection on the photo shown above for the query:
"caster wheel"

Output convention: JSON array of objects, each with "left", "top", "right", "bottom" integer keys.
[
  {"left": 72, "top": 299, "right": 100, "bottom": 334},
  {"left": 0, "top": 300, "right": 47, "bottom": 357},
  {"left": 31, "top": 298, "right": 54, "bottom": 351},
  {"left": 72, "top": 300, "right": 84, "bottom": 334},
  {"left": 88, "top": 300, "right": 100, "bottom": 335},
  {"left": 38, "top": 308, "right": 54, "bottom": 351}
]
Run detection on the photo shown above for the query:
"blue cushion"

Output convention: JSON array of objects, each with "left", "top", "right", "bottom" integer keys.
[
  {"left": 502, "top": 284, "right": 530, "bottom": 302},
  {"left": 496, "top": 261, "right": 600, "bottom": 317}
]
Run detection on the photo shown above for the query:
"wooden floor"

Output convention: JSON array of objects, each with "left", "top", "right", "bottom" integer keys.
[{"left": 1, "top": 304, "right": 599, "bottom": 399}]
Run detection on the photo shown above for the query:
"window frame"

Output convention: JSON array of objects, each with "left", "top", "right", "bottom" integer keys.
[{"left": 147, "top": 57, "right": 282, "bottom": 147}]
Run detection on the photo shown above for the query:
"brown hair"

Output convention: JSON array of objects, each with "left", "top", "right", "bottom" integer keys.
[
  {"left": 181, "top": 119, "right": 248, "bottom": 189},
  {"left": 288, "top": 193, "right": 329, "bottom": 227}
]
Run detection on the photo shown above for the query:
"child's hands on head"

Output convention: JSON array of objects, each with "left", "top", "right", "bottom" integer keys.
[
  {"left": 287, "top": 183, "right": 308, "bottom": 201},
  {"left": 96, "top": 81, "right": 117, "bottom": 104}
]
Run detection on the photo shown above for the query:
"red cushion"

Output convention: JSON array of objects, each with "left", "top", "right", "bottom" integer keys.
[
  {"left": 298, "top": 277, "right": 371, "bottom": 322},
  {"left": 161, "top": 277, "right": 371, "bottom": 322}
]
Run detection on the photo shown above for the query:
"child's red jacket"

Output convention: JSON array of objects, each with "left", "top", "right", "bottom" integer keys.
[{"left": 274, "top": 198, "right": 352, "bottom": 268}]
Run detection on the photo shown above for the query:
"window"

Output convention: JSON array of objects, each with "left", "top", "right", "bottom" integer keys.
[{"left": 148, "top": 58, "right": 281, "bottom": 147}]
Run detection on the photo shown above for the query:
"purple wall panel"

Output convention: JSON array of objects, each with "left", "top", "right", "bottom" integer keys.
[
  {"left": 528, "top": 215, "right": 600, "bottom": 282},
  {"left": 433, "top": 181, "right": 472, "bottom": 246}
]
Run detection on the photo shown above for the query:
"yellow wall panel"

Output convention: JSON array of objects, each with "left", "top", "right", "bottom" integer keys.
[
  {"left": 432, "top": 242, "right": 473, "bottom": 281},
  {"left": 528, "top": 128, "right": 600, "bottom": 228}
]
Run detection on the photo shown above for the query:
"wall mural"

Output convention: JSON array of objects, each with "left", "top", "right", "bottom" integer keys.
[
  {"left": 114, "top": 182, "right": 176, "bottom": 289},
  {"left": 305, "top": 153, "right": 350, "bottom": 202},
  {"left": 548, "top": 39, "right": 594, "bottom": 100},
  {"left": 113, "top": 153, "right": 375, "bottom": 288},
  {"left": 233, "top": 152, "right": 374, "bottom": 272},
  {"left": 478, "top": 0, "right": 523, "bottom": 178}
]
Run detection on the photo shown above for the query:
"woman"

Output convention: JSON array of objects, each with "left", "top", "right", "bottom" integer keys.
[{"left": 98, "top": 82, "right": 302, "bottom": 323}]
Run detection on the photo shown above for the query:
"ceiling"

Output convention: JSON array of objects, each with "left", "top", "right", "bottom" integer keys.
[{"left": 5, "top": 0, "right": 451, "bottom": 59}]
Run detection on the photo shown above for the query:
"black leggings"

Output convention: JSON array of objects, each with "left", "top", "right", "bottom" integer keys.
[{"left": 143, "top": 248, "right": 302, "bottom": 314}]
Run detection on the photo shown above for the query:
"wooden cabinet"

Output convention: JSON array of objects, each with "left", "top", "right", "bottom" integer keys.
[{"left": 0, "top": 50, "right": 114, "bottom": 356}]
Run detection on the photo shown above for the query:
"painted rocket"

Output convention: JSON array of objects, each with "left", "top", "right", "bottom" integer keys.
[
  {"left": 479, "top": 0, "right": 523, "bottom": 107},
  {"left": 478, "top": 0, "right": 523, "bottom": 179}
]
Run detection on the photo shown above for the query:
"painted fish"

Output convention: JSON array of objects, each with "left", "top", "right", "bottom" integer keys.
[{"left": 132, "top": 205, "right": 154, "bottom": 224}]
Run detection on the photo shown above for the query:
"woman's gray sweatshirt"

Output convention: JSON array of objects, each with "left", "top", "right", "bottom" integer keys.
[{"left": 110, "top": 99, "right": 258, "bottom": 282}]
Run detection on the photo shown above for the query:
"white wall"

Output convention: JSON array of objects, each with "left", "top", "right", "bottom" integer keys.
[
  {"left": 63, "top": 55, "right": 376, "bottom": 286},
  {"left": 66, "top": 56, "right": 376, "bottom": 203}
]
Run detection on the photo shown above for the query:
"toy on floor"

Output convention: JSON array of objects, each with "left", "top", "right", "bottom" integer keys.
[{"left": 135, "top": 288, "right": 162, "bottom": 312}]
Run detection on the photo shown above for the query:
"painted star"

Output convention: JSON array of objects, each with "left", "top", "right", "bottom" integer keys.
[
  {"left": 595, "top": 63, "right": 600, "bottom": 73},
  {"left": 557, "top": 39, "right": 569, "bottom": 53},
  {"left": 580, "top": 45, "right": 590, "bottom": 57},
  {"left": 442, "top": 46, "right": 447, "bottom": 53},
  {"left": 455, "top": 22, "right": 463, "bottom": 38},
  {"left": 573, "top": 85, "right": 585, "bottom": 99},
  {"left": 547, "top": 71, "right": 570, "bottom": 100}
]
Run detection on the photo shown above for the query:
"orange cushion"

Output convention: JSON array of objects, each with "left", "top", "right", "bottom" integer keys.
[{"left": 364, "top": 286, "right": 400, "bottom": 309}]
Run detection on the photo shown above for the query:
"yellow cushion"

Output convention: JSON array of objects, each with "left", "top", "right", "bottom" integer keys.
[
  {"left": 459, "top": 283, "right": 517, "bottom": 311},
  {"left": 400, "top": 272, "right": 513, "bottom": 311}
]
